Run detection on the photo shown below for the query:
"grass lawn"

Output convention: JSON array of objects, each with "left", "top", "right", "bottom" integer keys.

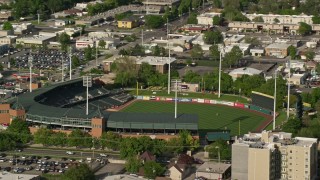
[
  {"left": 265, "top": 111, "right": 287, "bottom": 130},
  {"left": 121, "top": 101, "right": 268, "bottom": 135},
  {"left": 130, "top": 90, "right": 248, "bottom": 103}
]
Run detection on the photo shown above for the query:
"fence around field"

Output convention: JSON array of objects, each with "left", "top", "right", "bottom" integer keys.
[{"left": 135, "top": 96, "right": 273, "bottom": 116}]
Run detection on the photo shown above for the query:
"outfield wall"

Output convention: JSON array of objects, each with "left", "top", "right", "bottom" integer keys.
[{"left": 135, "top": 96, "right": 273, "bottom": 116}]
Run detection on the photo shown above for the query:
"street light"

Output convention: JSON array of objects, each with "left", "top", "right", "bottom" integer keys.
[{"left": 218, "top": 46, "right": 224, "bottom": 98}]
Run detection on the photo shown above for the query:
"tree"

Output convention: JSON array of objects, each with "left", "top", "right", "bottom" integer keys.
[
  {"left": 58, "top": 33, "right": 70, "bottom": 51},
  {"left": 2, "top": 21, "right": 13, "bottom": 30},
  {"left": 312, "top": 16, "right": 320, "bottom": 24},
  {"left": 98, "top": 40, "right": 106, "bottom": 49},
  {"left": 125, "top": 156, "right": 142, "bottom": 173},
  {"left": 273, "top": 18, "right": 280, "bottom": 23},
  {"left": 183, "top": 70, "right": 201, "bottom": 83},
  {"left": 187, "top": 12, "right": 198, "bottom": 24},
  {"left": 209, "top": 45, "right": 220, "bottom": 60},
  {"left": 298, "top": 22, "right": 312, "bottom": 36},
  {"left": 67, "top": 129, "right": 91, "bottom": 148},
  {"left": 50, "top": 132, "right": 67, "bottom": 147},
  {"left": 33, "top": 128, "right": 53, "bottom": 146},
  {"left": 145, "top": 15, "right": 165, "bottom": 28},
  {"left": 7, "top": 118, "right": 32, "bottom": 144},
  {"left": 0, "top": 133, "right": 17, "bottom": 151},
  {"left": 211, "top": 0, "right": 222, "bottom": 8},
  {"left": 252, "top": 16, "right": 264, "bottom": 22},
  {"left": 100, "top": 131, "right": 121, "bottom": 150},
  {"left": 190, "top": 44, "right": 203, "bottom": 60},
  {"left": 296, "top": 94, "right": 303, "bottom": 120},
  {"left": 212, "top": 15, "right": 221, "bottom": 25},
  {"left": 224, "top": 46, "right": 243, "bottom": 68},
  {"left": 0, "top": 64, "right": 3, "bottom": 71},
  {"left": 244, "top": 37, "right": 261, "bottom": 46},
  {"left": 71, "top": 56, "right": 80, "bottom": 68},
  {"left": 233, "top": 75, "right": 265, "bottom": 96},
  {"left": 113, "top": 56, "right": 138, "bottom": 86},
  {"left": 315, "top": 100, "right": 320, "bottom": 117},
  {"left": 144, "top": 161, "right": 165, "bottom": 179},
  {"left": 305, "top": 50, "right": 315, "bottom": 61},
  {"left": 61, "top": 164, "right": 95, "bottom": 180},
  {"left": 282, "top": 117, "right": 303, "bottom": 135},
  {"left": 177, "top": 130, "right": 199, "bottom": 152},
  {"left": 84, "top": 45, "right": 94, "bottom": 61},
  {"left": 287, "top": 45, "right": 297, "bottom": 59},
  {"left": 203, "top": 30, "right": 223, "bottom": 44},
  {"left": 205, "top": 139, "right": 231, "bottom": 160}
]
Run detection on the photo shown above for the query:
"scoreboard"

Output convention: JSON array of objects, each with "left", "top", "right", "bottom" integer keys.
[{"left": 251, "top": 91, "right": 274, "bottom": 110}]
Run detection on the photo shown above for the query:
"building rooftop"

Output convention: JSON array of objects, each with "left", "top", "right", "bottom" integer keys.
[
  {"left": 265, "top": 43, "right": 291, "bottom": 49},
  {"left": 197, "top": 162, "right": 231, "bottom": 174},
  {"left": 137, "top": 56, "right": 176, "bottom": 65},
  {"left": 0, "top": 172, "right": 40, "bottom": 180},
  {"left": 102, "top": 174, "right": 145, "bottom": 180},
  {"left": 197, "top": 12, "right": 221, "bottom": 18},
  {"left": 229, "top": 67, "right": 262, "bottom": 76},
  {"left": 17, "top": 35, "right": 56, "bottom": 41}
]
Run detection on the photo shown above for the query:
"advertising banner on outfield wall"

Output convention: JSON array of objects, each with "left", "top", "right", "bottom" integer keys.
[
  {"left": 210, "top": 100, "right": 217, "bottom": 104},
  {"left": 156, "top": 97, "right": 160, "bottom": 101},
  {"left": 180, "top": 98, "right": 192, "bottom": 102},
  {"left": 192, "top": 99, "right": 198, "bottom": 102},
  {"left": 160, "top": 97, "right": 166, "bottom": 101},
  {"left": 143, "top": 96, "right": 150, "bottom": 100},
  {"left": 137, "top": 96, "right": 143, "bottom": 100},
  {"left": 197, "top": 99, "right": 205, "bottom": 103},
  {"left": 218, "top": 101, "right": 234, "bottom": 106},
  {"left": 244, "top": 104, "right": 249, "bottom": 108},
  {"left": 166, "top": 98, "right": 173, "bottom": 101},
  {"left": 204, "top": 99, "right": 210, "bottom": 104},
  {"left": 234, "top": 102, "right": 245, "bottom": 108}
]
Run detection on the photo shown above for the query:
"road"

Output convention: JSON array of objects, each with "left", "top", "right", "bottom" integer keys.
[{"left": 6, "top": 147, "right": 120, "bottom": 159}]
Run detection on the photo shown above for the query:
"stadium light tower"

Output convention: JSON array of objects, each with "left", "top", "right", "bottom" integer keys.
[
  {"left": 167, "top": 43, "right": 171, "bottom": 95},
  {"left": 28, "top": 53, "right": 33, "bottom": 93},
  {"left": 83, "top": 76, "right": 92, "bottom": 115},
  {"left": 273, "top": 70, "right": 277, "bottom": 130},
  {"left": 218, "top": 46, "right": 224, "bottom": 98},
  {"left": 172, "top": 79, "right": 181, "bottom": 119},
  {"left": 61, "top": 58, "right": 64, "bottom": 82}
]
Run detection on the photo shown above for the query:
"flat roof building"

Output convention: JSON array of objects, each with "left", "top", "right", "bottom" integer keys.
[
  {"left": 137, "top": 56, "right": 177, "bottom": 74},
  {"left": 229, "top": 67, "right": 263, "bottom": 80},
  {"left": 245, "top": 13, "right": 313, "bottom": 25},
  {"left": 232, "top": 131, "right": 318, "bottom": 180},
  {"left": 197, "top": 12, "right": 221, "bottom": 26},
  {"left": 16, "top": 35, "right": 56, "bottom": 46},
  {"left": 196, "top": 162, "right": 231, "bottom": 180},
  {"left": 265, "top": 43, "right": 290, "bottom": 58}
]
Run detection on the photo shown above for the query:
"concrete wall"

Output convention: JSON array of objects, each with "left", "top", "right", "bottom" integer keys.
[{"left": 248, "top": 148, "right": 271, "bottom": 180}]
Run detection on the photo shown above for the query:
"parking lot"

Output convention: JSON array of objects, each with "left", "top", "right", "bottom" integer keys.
[{"left": 0, "top": 153, "right": 106, "bottom": 176}]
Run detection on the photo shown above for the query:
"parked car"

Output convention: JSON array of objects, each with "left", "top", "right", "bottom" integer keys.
[
  {"left": 99, "top": 153, "right": 108, "bottom": 157},
  {"left": 66, "top": 151, "right": 75, "bottom": 155}
]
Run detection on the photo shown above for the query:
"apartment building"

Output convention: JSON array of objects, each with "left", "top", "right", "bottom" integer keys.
[
  {"left": 232, "top": 131, "right": 318, "bottom": 180},
  {"left": 245, "top": 13, "right": 313, "bottom": 25}
]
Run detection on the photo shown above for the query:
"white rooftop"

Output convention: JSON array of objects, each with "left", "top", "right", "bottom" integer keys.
[
  {"left": 229, "top": 67, "right": 262, "bottom": 76},
  {"left": 18, "top": 35, "right": 55, "bottom": 41},
  {"left": 137, "top": 56, "right": 176, "bottom": 65},
  {"left": 102, "top": 174, "right": 146, "bottom": 180},
  {"left": 0, "top": 172, "right": 40, "bottom": 180},
  {"left": 266, "top": 43, "right": 291, "bottom": 49},
  {"left": 197, "top": 162, "right": 231, "bottom": 174}
]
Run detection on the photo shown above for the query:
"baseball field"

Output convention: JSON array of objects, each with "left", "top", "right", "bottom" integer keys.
[{"left": 120, "top": 101, "right": 271, "bottom": 135}]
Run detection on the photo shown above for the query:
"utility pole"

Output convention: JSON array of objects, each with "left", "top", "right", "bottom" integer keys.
[
  {"left": 28, "top": 53, "right": 33, "bottom": 93},
  {"left": 141, "top": 29, "right": 144, "bottom": 46},
  {"left": 37, "top": 12, "right": 40, "bottom": 24},
  {"left": 167, "top": 18, "right": 169, "bottom": 41},
  {"left": 69, "top": 46, "right": 72, "bottom": 80},
  {"left": 287, "top": 60, "right": 291, "bottom": 119},
  {"left": 86, "top": 76, "right": 89, "bottom": 115},
  {"left": 61, "top": 58, "right": 64, "bottom": 82},
  {"left": 218, "top": 48, "right": 223, "bottom": 98},
  {"left": 95, "top": 40, "right": 98, "bottom": 67},
  {"left": 273, "top": 70, "right": 277, "bottom": 130},
  {"left": 168, "top": 43, "right": 171, "bottom": 94},
  {"left": 175, "top": 79, "right": 178, "bottom": 119}
]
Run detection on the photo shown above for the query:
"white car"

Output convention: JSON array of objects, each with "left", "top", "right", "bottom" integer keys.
[
  {"left": 66, "top": 151, "right": 74, "bottom": 155},
  {"left": 99, "top": 153, "right": 108, "bottom": 157}
]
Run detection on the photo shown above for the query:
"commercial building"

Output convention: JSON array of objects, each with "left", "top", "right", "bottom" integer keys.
[
  {"left": 197, "top": 12, "right": 221, "bottom": 26},
  {"left": 143, "top": 0, "right": 180, "bottom": 14},
  {"left": 117, "top": 17, "right": 139, "bottom": 29},
  {"left": 16, "top": 35, "right": 56, "bottom": 47},
  {"left": 75, "top": 38, "right": 95, "bottom": 49},
  {"left": 0, "top": 35, "right": 17, "bottom": 45},
  {"left": 88, "top": 31, "right": 112, "bottom": 39},
  {"left": 245, "top": 13, "right": 313, "bottom": 25},
  {"left": 0, "top": 10, "right": 12, "bottom": 22},
  {"left": 224, "top": 34, "right": 245, "bottom": 46},
  {"left": 196, "top": 162, "right": 231, "bottom": 180},
  {"left": 136, "top": 56, "right": 177, "bottom": 74},
  {"left": 232, "top": 131, "right": 318, "bottom": 180},
  {"left": 265, "top": 43, "right": 290, "bottom": 58}
]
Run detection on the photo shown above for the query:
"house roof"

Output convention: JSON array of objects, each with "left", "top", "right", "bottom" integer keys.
[
  {"left": 265, "top": 43, "right": 290, "bottom": 50},
  {"left": 140, "top": 151, "right": 156, "bottom": 161},
  {"left": 306, "top": 61, "right": 317, "bottom": 67},
  {"left": 169, "top": 164, "right": 183, "bottom": 174},
  {"left": 177, "top": 154, "right": 194, "bottom": 165},
  {"left": 196, "top": 162, "right": 231, "bottom": 174}
]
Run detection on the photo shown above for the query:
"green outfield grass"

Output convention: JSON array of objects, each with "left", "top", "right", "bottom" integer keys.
[
  {"left": 130, "top": 90, "right": 248, "bottom": 103},
  {"left": 121, "top": 101, "right": 268, "bottom": 135}
]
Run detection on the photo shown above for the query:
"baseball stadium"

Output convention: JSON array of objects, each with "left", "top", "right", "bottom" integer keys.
[{"left": 1, "top": 78, "right": 273, "bottom": 142}]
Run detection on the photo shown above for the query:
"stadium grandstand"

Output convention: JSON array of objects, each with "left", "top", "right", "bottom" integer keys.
[{"left": 3, "top": 78, "right": 199, "bottom": 138}]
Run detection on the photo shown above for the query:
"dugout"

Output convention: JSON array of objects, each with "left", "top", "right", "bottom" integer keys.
[{"left": 106, "top": 112, "right": 199, "bottom": 134}]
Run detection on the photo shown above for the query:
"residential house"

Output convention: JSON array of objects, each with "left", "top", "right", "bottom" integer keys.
[
  {"left": 143, "top": 0, "right": 180, "bottom": 14},
  {"left": 139, "top": 151, "right": 156, "bottom": 164},
  {"left": 229, "top": 67, "right": 263, "bottom": 80},
  {"left": 118, "top": 17, "right": 139, "bottom": 29},
  {"left": 168, "top": 164, "right": 186, "bottom": 180},
  {"left": 288, "top": 73, "right": 306, "bottom": 85},
  {"left": 224, "top": 35, "right": 245, "bottom": 46},
  {"left": 265, "top": 43, "right": 290, "bottom": 58},
  {"left": 250, "top": 48, "right": 264, "bottom": 57},
  {"left": 64, "top": 8, "right": 83, "bottom": 16},
  {"left": 305, "top": 61, "right": 317, "bottom": 70},
  {"left": 285, "top": 60, "right": 305, "bottom": 72},
  {"left": 196, "top": 162, "right": 231, "bottom": 180},
  {"left": 172, "top": 45, "right": 184, "bottom": 52},
  {"left": 54, "top": 20, "right": 67, "bottom": 27},
  {"left": 0, "top": 10, "right": 11, "bottom": 22}
]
